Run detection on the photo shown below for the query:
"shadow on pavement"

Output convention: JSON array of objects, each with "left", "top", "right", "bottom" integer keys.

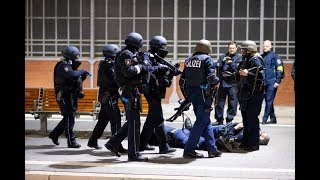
[
  {"left": 25, "top": 145, "right": 56, "bottom": 150},
  {"left": 48, "top": 158, "right": 139, "bottom": 169},
  {"left": 40, "top": 149, "right": 132, "bottom": 158},
  {"left": 41, "top": 149, "right": 109, "bottom": 155},
  {"left": 49, "top": 164, "right": 93, "bottom": 169},
  {"left": 148, "top": 155, "right": 195, "bottom": 164}
]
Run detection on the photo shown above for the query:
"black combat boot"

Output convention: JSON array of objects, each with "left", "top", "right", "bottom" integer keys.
[
  {"left": 183, "top": 151, "right": 204, "bottom": 158},
  {"left": 68, "top": 141, "right": 81, "bottom": 148},
  {"left": 208, "top": 149, "right": 222, "bottom": 158},
  {"left": 48, "top": 134, "right": 60, "bottom": 145},
  {"left": 105, "top": 142, "right": 121, "bottom": 157}
]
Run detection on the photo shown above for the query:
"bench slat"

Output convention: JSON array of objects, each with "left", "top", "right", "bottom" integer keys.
[
  {"left": 28, "top": 88, "right": 149, "bottom": 116},
  {"left": 25, "top": 88, "right": 41, "bottom": 112}
]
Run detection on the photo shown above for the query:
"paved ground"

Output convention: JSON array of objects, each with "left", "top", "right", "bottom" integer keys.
[{"left": 25, "top": 103, "right": 295, "bottom": 179}]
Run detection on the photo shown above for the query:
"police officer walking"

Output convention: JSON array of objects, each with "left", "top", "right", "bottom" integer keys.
[
  {"left": 180, "top": 39, "right": 222, "bottom": 158},
  {"left": 139, "top": 35, "right": 176, "bottom": 154},
  {"left": 213, "top": 41, "right": 242, "bottom": 125},
  {"left": 87, "top": 44, "right": 126, "bottom": 152},
  {"left": 49, "top": 45, "right": 91, "bottom": 148},
  {"left": 261, "top": 40, "right": 284, "bottom": 124},
  {"left": 237, "top": 40, "right": 265, "bottom": 151},
  {"left": 105, "top": 32, "right": 149, "bottom": 161}
]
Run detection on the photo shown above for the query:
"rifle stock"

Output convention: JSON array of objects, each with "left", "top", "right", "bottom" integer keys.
[{"left": 166, "top": 99, "right": 191, "bottom": 122}]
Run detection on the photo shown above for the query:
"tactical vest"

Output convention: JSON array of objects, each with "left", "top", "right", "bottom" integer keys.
[
  {"left": 97, "top": 59, "right": 118, "bottom": 91},
  {"left": 114, "top": 49, "right": 143, "bottom": 87},
  {"left": 184, "top": 54, "right": 209, "bottom": 87},
  {"left": 53, "top": 60, "right": 75, "bottom": 94}
]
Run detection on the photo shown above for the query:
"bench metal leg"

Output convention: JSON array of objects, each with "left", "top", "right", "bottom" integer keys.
[{"left": 39, "top": 114, "right": 48, "bottom": 133}]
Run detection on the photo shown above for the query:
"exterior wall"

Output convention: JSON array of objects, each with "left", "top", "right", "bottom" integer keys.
[
  {"left": 25, "top": 60, "right": 91, "bottom": 88},
  {"left": 274, "top": 63, "right": 294, "bottom": 106},
  {"left": 25, "top": 60, "right": 294, "bottom": 106}
]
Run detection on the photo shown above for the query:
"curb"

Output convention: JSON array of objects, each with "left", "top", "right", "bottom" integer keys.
[{"left": 26, "top": 170, "right": 246, "bottom": 180}]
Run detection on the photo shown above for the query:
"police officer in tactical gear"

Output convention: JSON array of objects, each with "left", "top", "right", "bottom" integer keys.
[
  {"left": 180, "top": 39, "right": 222, "bottom": 158},
  {"left": 261, "top": 40, "right": 284, "bottom": 124},
  {"left": 236, "top": 40, "right": 265, "bottom": 151},
  {"left": 49, "top": 45, "right": 91, "bottom": 148},
  {"left": 213, "top": 41, "right": 242, "bottom": 125},
  {"left": 139, "top": 35, "right": 176, "bottom": 154},
  {"left": 105, "top": 32, "right": 148, "bottom": 161},
  {"left": 87, "top": 44, "right": 127, "bottom": 152}
]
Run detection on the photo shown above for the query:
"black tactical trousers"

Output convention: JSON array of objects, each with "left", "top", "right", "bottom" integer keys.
[
  {"left": 50, "top": 92, "right": 77, "bottom": 146},
  {"left": 88, "top": 91, "right": 121, "bottom": 146},
  {"left": 107, "top": 89, "right": 142, "bottom": 158},
  {"left": 140, "top": 95, "right": 170, "bottom": 152},
  {"left": 240, "top": 91, "right": 264, "bottom": 148}
]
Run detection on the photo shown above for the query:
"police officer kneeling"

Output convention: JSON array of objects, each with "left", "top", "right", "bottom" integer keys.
[
  {"left": 49, "top": 45, "right": 91, "bottom": 148},
  {"left": 180, "top": 39, "right": 222, "bottom": 158},
  {"left": 105, "top": 32, "right": 148, "bottom": 161}
]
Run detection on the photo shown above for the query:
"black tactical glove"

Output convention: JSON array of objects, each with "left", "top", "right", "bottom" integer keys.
[{"left": 80, "top": 68, "right": 92, "bottom": 77}]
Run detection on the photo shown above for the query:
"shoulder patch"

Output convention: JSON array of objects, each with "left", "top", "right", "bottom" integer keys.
[
  {"left": 125, "top": 59, "right": 132, "bottom": 65},
  {"left": 277, "top": 66, "right": 283, "bottom": 71},
  {"left": 277, "top": 59, "right": 281, "bottom": 64},
  {"left": 64, "top": 67, "right": 69, "bottom": 72}
]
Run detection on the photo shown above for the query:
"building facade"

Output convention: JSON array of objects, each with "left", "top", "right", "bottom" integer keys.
[{"left": 25, "top": 0, "right": 295, "bottom": 105}]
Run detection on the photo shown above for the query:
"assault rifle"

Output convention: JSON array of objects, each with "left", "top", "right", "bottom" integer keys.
[
  {"left": 154, "top": 53, "right": 182, "bottom": 76},
  {"left": 166, "top": 99, "right": 191, "bottom": 122}
]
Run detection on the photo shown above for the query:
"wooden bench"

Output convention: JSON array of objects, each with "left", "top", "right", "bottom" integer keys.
[
  {"left": 27, "top": 87, "right": 149, "bottom": 133},
  {"left": 25, "top": 87, "right": 42, "bottom": 114},
  {"left": 33, "top": 88, "right": 100, "bottom": 133}
]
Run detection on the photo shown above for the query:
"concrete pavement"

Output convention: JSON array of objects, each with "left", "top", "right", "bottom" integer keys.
[
  {"left": 25, "top": 103, "right": 295, "bottom": 133},
  {"left": 25, "top": 103, "right": 295, "bottom": 179}
]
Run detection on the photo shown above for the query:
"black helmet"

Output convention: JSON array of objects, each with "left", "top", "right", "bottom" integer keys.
[
  {"left": 62, "top": 45, "right": 80, "bottom": 60},
  {"left": 125, "top": 32, "right": 143, "bottom": 49},
  {"left": 102, "top": 44, "right": 121, "bottom": 57},
  {"left": 149, "top": 35, "right": 167, "bottom": 50}
]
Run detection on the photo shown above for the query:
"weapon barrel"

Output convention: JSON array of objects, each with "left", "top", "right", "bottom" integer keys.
[{"left": 154, "top": 53, "right": 178, "bottom": 71}]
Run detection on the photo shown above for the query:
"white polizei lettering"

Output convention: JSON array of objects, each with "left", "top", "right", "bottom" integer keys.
[
  {"left": 185, "top": 60, "right": 201, "bottom": 68},
  {"left": 195, "top": 60, "right": 201, "bottom": 67},
  {"left": 134, "top": 65, "right": 141, "bottom": 74},
  {"left": 185, "top": 61, "right": 190, "bottom": 67}
]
